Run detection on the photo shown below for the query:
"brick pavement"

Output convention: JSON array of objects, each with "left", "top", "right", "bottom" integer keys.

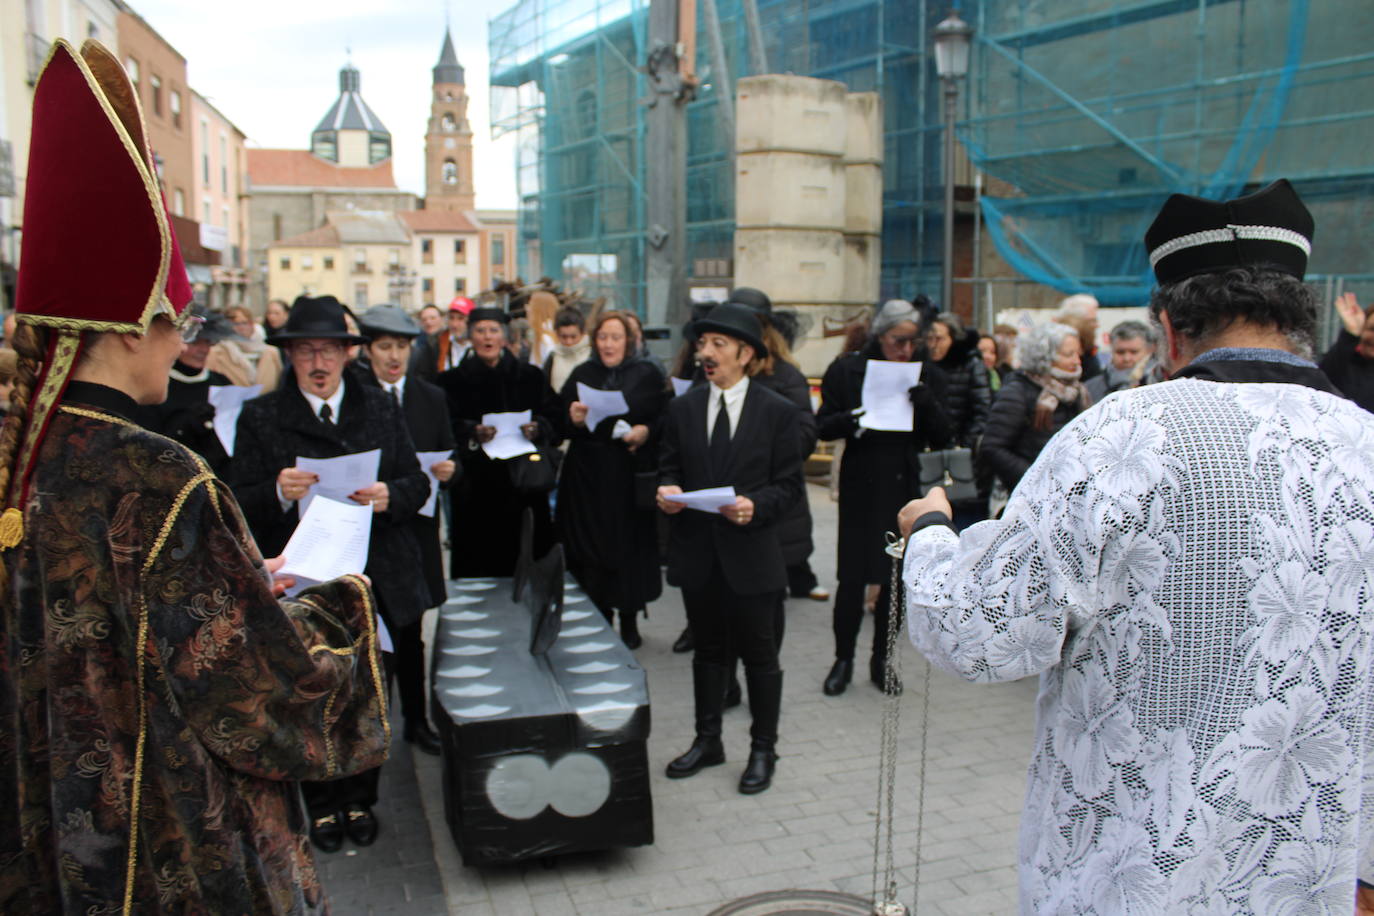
[{"left": 329, "top": 483, "right": 1038, "bottom": 915}]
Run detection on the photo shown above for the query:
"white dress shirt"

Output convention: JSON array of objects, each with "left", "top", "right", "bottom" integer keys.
[
  {"left": 279, "top": 384, "right": 347, "bottom": 508},
  {"left": 377, "top": 374, "right": 406, "bottom": 405},
  {"left": 705, "top": 375, "right": 749, "bottom": 442},
  {"left": 445, "top": 336, "right": 470, "bottom": 370}
]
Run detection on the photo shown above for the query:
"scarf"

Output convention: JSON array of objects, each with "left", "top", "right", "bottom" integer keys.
[{"left": 1026, "top": 366, "right": 1092, "bottom": 430}]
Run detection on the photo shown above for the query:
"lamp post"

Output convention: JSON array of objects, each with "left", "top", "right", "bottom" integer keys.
[{"left": 933, "top": 10, "right": 972, "bottom": 314}]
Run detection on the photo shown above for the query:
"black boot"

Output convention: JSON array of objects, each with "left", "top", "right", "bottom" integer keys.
[
  {"left": 666, "top": 663, "right": 727, "bottom": 779},
  {"left": 822, "top": 659, "right": 853, "bottom": 696},
  {"left": 724, "top": 655, "right": 743, "bottom": 710},
  {"left": 619, "top": 610, "right": 642, "bottom": 650},
  {"left": 741, "top": 668, "right": 782, "bottom": 794},
  {"left": 672, "top": 626, "right": 695, "bottom": 654},
  {"left": 870, "top": 655, "right": 902, "bottom": 696}
]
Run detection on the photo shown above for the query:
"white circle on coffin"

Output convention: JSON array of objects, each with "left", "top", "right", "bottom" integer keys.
[
  {"left": 452, "top": 627, "right": 501, "bottom": 639},
  {"left": 567, "top": 661, "right": 617, "bottom": 674},
  {"left": 485, "top": 755, "right": 550, "bottom": 820},
  {"left": 445, "top": 683, "right": 503, "bottom": 697},
  {"left": 548, "top": 752, "right": 611, "bottom": 817},
  {"left": 455, "top": 581, "right": 497, "bottom": 591},
  {"left": 445, "top": 610, "right": 489, "bottom": 622},
  {"left": 563, "top": 641, "right": 616, "bottom": 654},
  {"left": 436, "top": 664, "right": 492, "bottom": 678},
  {"left": 446, "top": 595, "right": 485, "bottom": 605},
  {"left": 558, "top": 626, "right": 601, "bottom": 638},
  {"left": 442, "top": 645, "right": 496, "bottom": 656},
  {"left": 575, "top": 699, "right": 637, "bottom": 731},
  {"left": 562, "top": 610, "right": 594, "bottom": 621}
]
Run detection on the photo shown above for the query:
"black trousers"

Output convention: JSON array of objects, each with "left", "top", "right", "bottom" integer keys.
[
  {"left": 389, "top": 618, "right": 426, "bottom": 726},
  {"left": 786, "top": 560, "right": 818, "bottom": 597},
  {"left": 832, "top": 577, "right": 902, "bottom": 664},
  {"left": 684, "top": 577, "right": 780, "bottom": 675}
]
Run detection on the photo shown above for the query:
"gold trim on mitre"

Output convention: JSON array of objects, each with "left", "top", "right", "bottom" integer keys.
[{"left": 30, "top": 39, "right": 171, "bottom": 336}]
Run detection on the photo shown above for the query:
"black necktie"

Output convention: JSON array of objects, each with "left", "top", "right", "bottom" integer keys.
[
  {"left": 709, "top": 393, "right": 730, "bottom": 477},
  {"left": 319, "top": 403, "right": 333, "bottom": 425},
  {"left": 390, "top": 386, "right": 401, "bottom": 408}
]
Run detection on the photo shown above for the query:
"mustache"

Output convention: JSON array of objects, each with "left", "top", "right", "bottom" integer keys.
[{"left": 700, "top": 358, "right": 719, "bottom": 370}]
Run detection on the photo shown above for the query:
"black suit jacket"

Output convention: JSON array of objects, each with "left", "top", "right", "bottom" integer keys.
[
  {"left": 229, "top": 374, "right": 432, "bottom": 627},
  {"left": 659, "top": 381, "right": 803, "bottom": 595}
]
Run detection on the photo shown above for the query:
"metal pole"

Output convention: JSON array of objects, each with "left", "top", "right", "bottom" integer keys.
[
  {"left": 941, "top": 77, "right": 957, "bottom": 313},
  {"left": 644, "top": 0, "right": 692, "bottom": 331},
  {"left": 741, "top": 0, "right": 768, "bottom": 74}
]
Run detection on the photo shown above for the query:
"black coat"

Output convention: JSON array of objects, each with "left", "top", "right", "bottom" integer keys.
[
  {"left": 556, "top": 357, "right": 667, "bottom": 610},
  {"left": 229, "top": 374, "right": 431, "bottom": 628},
  {"left": 976, "top": 370, "right": 1084, "bottom": 491},
  {"left": 136, "top": 363, "right": 232, "bottom": 476},
  {"left": 932, "top": 331, "right": 992, "bottom": 448},
  {"left": 437, "top": 350, "right": 564, "bottom": 577},
  {"left": 659, "top": 381, "right": 803, "bottom": 596},
  {"left": 1320, "top": 330, "right": 1374, "bottom": 414},
  {"left": 750, "top": 361, "right": 818, "bottom": 566},
  {"left": 817, "top": 342, "right": 953, "bottom": 585},
  {"left": 361, "top": 372, "right": 457, "bottom": 608}
]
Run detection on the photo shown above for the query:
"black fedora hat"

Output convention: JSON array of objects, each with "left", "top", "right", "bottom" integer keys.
[
  {"left": 358, "top": 304, "right": 420, "bottom": 340},
  {"left": 693, "top": 302, "right": 768, "bottom": 358},
  {"left": 268, "top": 295, "right": 368, "bottom": 347}
]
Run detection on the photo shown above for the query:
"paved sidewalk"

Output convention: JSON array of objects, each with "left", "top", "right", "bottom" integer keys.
[{"left": 331, "top": 483, "right": 1038, "bottom": 915}]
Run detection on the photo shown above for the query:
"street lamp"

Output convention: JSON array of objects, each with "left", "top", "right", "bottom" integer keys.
[{"left": 933, "top": 10, "right": 972, "bottom": 315}]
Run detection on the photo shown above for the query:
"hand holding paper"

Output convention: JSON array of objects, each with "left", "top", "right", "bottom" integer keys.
[
  {"left": 295, "top": 449, "right": 382, "bottom": 515},
  {"left": 480, "top": 411, "right": 538, "bottom": 460},
  {"left": 668, "top": 486, "right": 738, "bottom": 513},
  {"left": 859, "top": 360, "right": 924, "bottom": 431},
  {"left": 576, "top": 382, "right": 630, "bottom": 432}
]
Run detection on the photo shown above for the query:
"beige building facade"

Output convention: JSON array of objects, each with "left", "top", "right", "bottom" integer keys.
[
  {"left": 190, "top": 90, "right": 248, "bottom": 308},
  {"left": 268, "top": 211, "right": 413, "bottom": 311},
  {"left": 400, "top": 210, "right": 481, "bottom": 305}
]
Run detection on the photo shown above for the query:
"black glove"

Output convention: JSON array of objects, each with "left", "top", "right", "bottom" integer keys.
[{"left": 908, "top": 383, "right": 932, "bottom": 408}]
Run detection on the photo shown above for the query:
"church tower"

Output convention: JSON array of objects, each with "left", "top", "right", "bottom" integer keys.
[
  {"left": 311, "top": 62, "right": 391, "bottom": 167},
  {"left": 425, "top": 29, "right": 475, "bottom": 211}
]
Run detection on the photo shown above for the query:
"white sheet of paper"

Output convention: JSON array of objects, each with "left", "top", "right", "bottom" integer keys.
[
  {"left": 671, "top": 377, "right": 693, "bottom": 396},
  {"left": 295, "top": 448, "right": 381, "bottom": 516},
  {"left": 416, "top": 449, "right": 453, "bottom": 518},
  {"left": 481, "top": 410, "right": 538, "bottom": 460},
  {"left": 279, "top": 496, "right": 373, "bottom": 594},
  {"left": 858, "top": 360, "right": 924, "bottom": 431},
  {"left": 576, "top": 382, "right": 630, "bottom": 432},
  {"left": 208, "top": 384, "right": 261, "bottom": 456},
  {"left": 669, "top": 485, "right": 737, "bottom": 513}
]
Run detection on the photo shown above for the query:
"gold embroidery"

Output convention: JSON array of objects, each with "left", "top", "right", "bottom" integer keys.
[
  {"left": 347, "top": 575, "right": 391, "bottom": 748},
  {"left": 308, "top": 646, "right": 357, "bottom": 657},
  {"left": 5, "top": 332, "right": 82, "bottom": 551},
  {"left": 0, "top": 507, "right": 23, "bottom": 548},
  {"left": 59, "top": 405, "right": 138, "bottom": 428},
  {"left": 322, "top": 686, "right": 340, "bottom": 779}
]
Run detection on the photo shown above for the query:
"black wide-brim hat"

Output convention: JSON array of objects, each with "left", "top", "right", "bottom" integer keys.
[
  {"left": 727, "top": 286, "right": 772, "bottom": 315},
  {"left": 1145, "top": 179, "right": 1314, "bottom": 285},
  {"left": 693, "top": 302, "right": 768, "bottom": 358},
  {"left": 191, "top": 305, "right": 236, "bottom": 344},
  {"left": 268, "top": 294, "right": 368, "bottom": 347},
  {"left": 358, "top": 304, "right": 420, "bottom": 340}
]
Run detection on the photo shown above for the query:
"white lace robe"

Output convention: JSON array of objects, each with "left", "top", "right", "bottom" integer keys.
[{"left": 904, "top": 378, "right": 1374, "bottom": 914}]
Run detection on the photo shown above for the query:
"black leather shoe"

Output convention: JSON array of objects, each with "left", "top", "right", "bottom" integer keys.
[
  {"left": 723, "top": 676, "right": 742, "bottom": 709},
  {"left": 871, "top": 659, "right": 903, "bottom": 696},
  {"left": 620, "top": 611, "right": 643, "bottom": 650},
  {"left": 309, "top": 812, "right": 345, "bottom": 853},
  {"left": 404, "top": 721, "right": 442, "bottom": 756},
  {"left": 343, "top": 804, "right": 379, "bottom": 846},
  {"left": 672, "top": 626, "right": 694, "bottom": 654},
  {"left": 738, "top": 747, "right": 778, "bottom": 794},
  {"left": 823, "top": 659, "right": 853, "bottom": 696},
  {"left": 665, "top": 736, "right": 725, "bottom": 779}
]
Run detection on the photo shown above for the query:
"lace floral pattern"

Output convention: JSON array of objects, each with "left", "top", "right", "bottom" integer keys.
[{"left": 905, "top": 379, "right": 1374, "bottom": 914}]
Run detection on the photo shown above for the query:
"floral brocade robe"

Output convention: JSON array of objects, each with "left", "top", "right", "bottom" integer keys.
[{"left": 0, "top": 390, "right": 390, "bottom": 915}]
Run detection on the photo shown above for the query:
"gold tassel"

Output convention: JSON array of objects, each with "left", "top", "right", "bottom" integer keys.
[{"left": 0, "top": 507, "right": 23, "bottom": 549}]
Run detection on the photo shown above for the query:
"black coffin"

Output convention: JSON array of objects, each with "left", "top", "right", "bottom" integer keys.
[{"left": 431, "top": 556, "right": 653, "bottom": 865}]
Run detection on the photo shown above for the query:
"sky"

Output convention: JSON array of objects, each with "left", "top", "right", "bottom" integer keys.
[{"left": 129, "top": 0, "right": 521, "bottom": 209}]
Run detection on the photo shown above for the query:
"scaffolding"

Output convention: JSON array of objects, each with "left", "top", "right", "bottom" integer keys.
[{"left": 490, "top": 0, "right": 1374, "bottom": 318}]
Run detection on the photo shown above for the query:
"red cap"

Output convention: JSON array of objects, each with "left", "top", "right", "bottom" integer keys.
[
  {"left": 15, "top": 39, "right": 192, "bottom": 334},
  {"left": 449, "top": 296, "right": 476, "bottom": 315}
]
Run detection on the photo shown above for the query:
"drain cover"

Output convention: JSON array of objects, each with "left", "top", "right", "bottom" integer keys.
[{"left": 706, "top": 889, "right": 877, "bottom": 916}]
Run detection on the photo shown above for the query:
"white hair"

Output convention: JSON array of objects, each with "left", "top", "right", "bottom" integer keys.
[
  {"left": 1055, "top": 293, "right": 1099, "bottom": 321},
  {"left": 1018, "top": 322, "right": 1079, "bottom": 375}
]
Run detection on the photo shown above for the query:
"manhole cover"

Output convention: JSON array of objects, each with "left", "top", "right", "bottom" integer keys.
[{"left": 706, "top": 889, "right": 876, "bottom": 915}]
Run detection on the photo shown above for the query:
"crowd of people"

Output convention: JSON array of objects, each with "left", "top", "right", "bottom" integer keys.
[{"left": 8, "top": 39, "right": 1374, "bottom": 915}]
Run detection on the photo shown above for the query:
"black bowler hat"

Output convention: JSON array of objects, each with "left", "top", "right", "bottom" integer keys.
[
  {"left": 1145, "top": 179, "right": 1314, "bottom": 285},
  {"left": 693, "top": 302, "right": 769, "bottom": 358},
  {"left": 468, "top": 306, "right": 510, "bottom": 326},
  {"left": 727, "top": 286, "right": 772, "bottom": 315},
  {"left": 358, "top": 304, "right": 420, "bottom": 340},
  {"left": 268, "top": 295, "right": 369, "bottom": 347}
]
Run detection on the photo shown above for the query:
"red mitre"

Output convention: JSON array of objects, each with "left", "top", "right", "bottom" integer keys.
[{"left": 15, "top": 39, "right": 191, "bottom": 332}]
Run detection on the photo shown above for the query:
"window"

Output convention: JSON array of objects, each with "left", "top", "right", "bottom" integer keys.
[
  {"left": 453, "top": 239, "right": 465, "bottom": 264},
  {"left": 279, "top": 256, "right": 291, "bottom": 270},
  {"left": 170, "top": 90, "right": 181, "bottom": 129},
  {"left": 272, "top": 213, "right": 283, "bottom": 241},
  {"left": 388, "top": 248, "right": 401, "bottom": 267},
  {"left": 323, "top": 256, "right": 335, "bottom": 270},
  {"left": 220, "top": 134, "right": 228, "bottom": 192},
  {"left": 125, "top": 57, "right": 139, "bottom": 94},
  {"left": 441, "top": 113, "right": 456, "bottom": 131},
  {"left": 200, "top": 121, "right": 209, "bottom": 186},
  {"left": 354, "top": 283, "right": 369, "bottom": 310},
  {"left": 221, "top": 204, "right": 228, "bottom": 228},
  {"left": 150, "top": 75, "right": 162, "bottom": 116},
  {"left": 491, "top": 235, "right": 505, "bottom": 265},
  {"left": 203, "top": 200, "right": 211, "bottom": 224},
  {"left": 454, "top": 278, "right": 466, "bottom": 294},
  {"left": 442, "top": 159, "right": 457, "bottom": 184},
  {"left": 422, "top": 278, "right": 434, "bottom": 293},
  {"left": 353, "top": 249, "right": 367, "bottom": 273},
  {"left": 173, "top": 188, "right": 185, "bottom": 216},
  {"left": 421, "top": 238, "right": 433, "bottom": 264},
  {"left": 87, "top": 20, "right": 98, "bottom": 38},
  {"left": 301, "top": 254, "right": 313, "bottom": 270}
]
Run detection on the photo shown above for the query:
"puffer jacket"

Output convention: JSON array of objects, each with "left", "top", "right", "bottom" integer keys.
[
  {"left": 932, "top": 329, "right": 992, "bottom": 448},
  {"left": 976, "top": 370, "right": 1084, "bottom": 491}
]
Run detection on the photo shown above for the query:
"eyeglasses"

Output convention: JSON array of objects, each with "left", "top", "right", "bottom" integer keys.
[
  {"left": 887, "top": 335, "right": 918, "bottom": 347},
  {"left": 156, "top": 299, "right": 206, "bottom": 343},
  {"left": 290, "top": 343, "right": 346, "bottom": 363}
]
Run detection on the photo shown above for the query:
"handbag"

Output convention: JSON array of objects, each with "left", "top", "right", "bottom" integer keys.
[
  {"left": 917, "top": 447, "right": 978, "bottom": 503},
  {"left": 508, "top": 447, "right": 557, "bottom": 494}
]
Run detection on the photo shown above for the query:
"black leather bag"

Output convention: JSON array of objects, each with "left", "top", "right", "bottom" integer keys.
[
  {"left": 918, "top": 447, "right": 978, "bottom": 503},
  {"left": 508, "top": 447, "right": 557, "bottom": 494}
]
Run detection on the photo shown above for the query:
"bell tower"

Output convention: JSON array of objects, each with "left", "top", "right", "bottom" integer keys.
[{"left": 425, "top": 28, "right": 475, "bottom": 211}]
